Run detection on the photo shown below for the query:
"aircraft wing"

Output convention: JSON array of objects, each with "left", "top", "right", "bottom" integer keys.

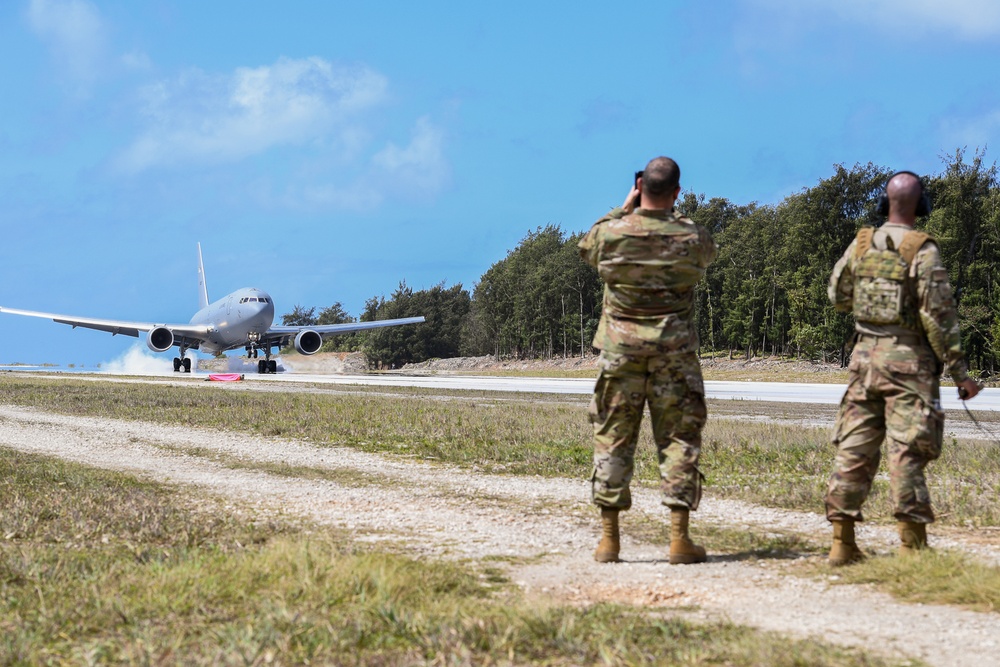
[
  {"left": 265, "top": 316, "right": 426, "bottom": 338},
  {"left": 0, "top": 306, "right": 211, "bottom": 349}
]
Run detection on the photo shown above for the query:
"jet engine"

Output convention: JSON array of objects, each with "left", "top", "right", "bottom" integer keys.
[
  {"left": 146, "top": 326, "right": 174, "bottom": 353},
  {"left": 294, "top": 330, "right": 323, "bottom": 355}
]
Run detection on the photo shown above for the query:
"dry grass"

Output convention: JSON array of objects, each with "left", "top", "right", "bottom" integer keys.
[
  {"left": 813, "top": 549, "right": 1000, "bottom": 613},
  {"left": 4, "top": 374, "right": 999, "bottom": 624},
  {"left": 3, "top": 375, "right": 999, "bottom": 528},
  {"left": 0, "top": 447, "right": 902, "bottom": 666},
  {"left": 700, "top": 418, "right": 1000, "bottom": 527}
]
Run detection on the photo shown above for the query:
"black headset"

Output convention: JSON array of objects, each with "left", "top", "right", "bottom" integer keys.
[{"left": 876, "top": 170, "right": 931, "bottom": 217}]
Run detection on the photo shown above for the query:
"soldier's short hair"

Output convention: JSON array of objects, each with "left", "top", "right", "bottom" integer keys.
[{"left": 643, "top": 157, "right": 680, "bottom": 196}]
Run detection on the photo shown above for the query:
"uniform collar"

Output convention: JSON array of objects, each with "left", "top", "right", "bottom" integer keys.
[{"left": 633, "top": 207, "right": 678, "bottom": 219}]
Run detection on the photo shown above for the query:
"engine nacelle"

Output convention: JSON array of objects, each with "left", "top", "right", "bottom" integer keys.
[
  {"left": 294, "top": 329, "right": 323, "bottom": 355},
  {"left": 146, "top": 326, "right": 174, "bottom": 353}
]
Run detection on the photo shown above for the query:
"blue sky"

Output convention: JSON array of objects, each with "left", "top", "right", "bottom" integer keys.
[{"left": 3, "top": 0, "right": 1000, "bottom": 367}]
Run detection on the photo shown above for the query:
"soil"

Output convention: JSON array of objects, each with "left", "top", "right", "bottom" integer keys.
[
  {"left": 3, "top": 387, "right": 1000, "bottom": 666},
  {"left": 238, "top": 351, "right": 849, "bottom": 377}
]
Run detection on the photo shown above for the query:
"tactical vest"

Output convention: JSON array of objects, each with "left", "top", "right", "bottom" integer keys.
[{"left": 851, "top": 227, "right": 931, "bottom": 330}]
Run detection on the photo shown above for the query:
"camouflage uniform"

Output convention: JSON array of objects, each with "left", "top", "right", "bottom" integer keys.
[
  {"left": 826, "top": 223, "right": 969, "bottom": 524},
  {"left": 579, "top": 206, "right": 717, "bottom": 511}
]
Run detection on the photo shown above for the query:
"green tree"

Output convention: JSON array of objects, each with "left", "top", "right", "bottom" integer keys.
[
  {"left": 317, "top": 302, "right": 362, "bottom": 353},
  {"left": 317, "top": 302, "right": 354, "bottom": 325},
  {"left": 468, "top": 225, "right": 600, "bottom": 358},
  {"left": 281, "top": 305, "right": 317, "bottom": 327},
  {"left": 924, "top": 149, "right": 1000, "bottom": 371},
  {"left": 364, "top": 282, "right": 472, "bottom": 368}
]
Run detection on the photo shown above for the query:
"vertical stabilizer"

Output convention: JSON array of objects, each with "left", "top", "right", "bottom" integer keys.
[{"left": 197, "top": 243, "right": 210, "bottom": 310}]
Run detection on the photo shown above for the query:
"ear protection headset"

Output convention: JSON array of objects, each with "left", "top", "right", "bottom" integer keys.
[{"left": 876, "top": 170, "right": 931, "bottom": 217}]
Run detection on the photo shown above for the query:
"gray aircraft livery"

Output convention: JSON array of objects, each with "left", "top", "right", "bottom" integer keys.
[{"left": 0, "top": 244, "right": 424, "bottom": 374}]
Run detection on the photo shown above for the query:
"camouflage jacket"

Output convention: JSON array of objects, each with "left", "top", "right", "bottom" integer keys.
[
  {"left": 579, "top": 207, "right": 717, "bottom": 356},
  {"left": 828, "top": 223, "right": 969, "bottom": 382}
]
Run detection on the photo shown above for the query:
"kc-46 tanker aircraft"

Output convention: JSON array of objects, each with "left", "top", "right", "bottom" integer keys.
[{"left": 0, "top": 244, "right": 425, "bottom": 374}]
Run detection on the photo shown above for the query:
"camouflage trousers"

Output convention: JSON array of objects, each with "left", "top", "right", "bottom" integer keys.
[
  {"left": 825, "top": 334, "right": 945, "bottom": 524},
  {"left": 589, "top": 350, "right": 707, "bottom": 511}
]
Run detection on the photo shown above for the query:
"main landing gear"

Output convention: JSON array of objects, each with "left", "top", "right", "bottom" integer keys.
[
  {"left": 246, "top": 333, "right": 278, "bottom": 374},
  {"left": 172, "top": 348, "right": 192, "bottom": 373}
]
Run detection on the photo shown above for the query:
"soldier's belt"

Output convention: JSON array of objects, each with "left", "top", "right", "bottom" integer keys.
[{"left": 856, "top": 332, "right": 924, "bottom": 345}]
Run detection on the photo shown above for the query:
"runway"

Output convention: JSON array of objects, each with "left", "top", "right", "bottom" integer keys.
[
  {"left": 253, "top": 372, "right": 1000, "bottom": 412},
  {"left": 7, "top": 365, "right": 999, "bottom": 412}
]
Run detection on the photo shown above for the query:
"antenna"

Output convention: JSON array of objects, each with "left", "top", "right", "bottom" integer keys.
[{"left": 197, "top": 243, "right": 210, "bottom": 310}]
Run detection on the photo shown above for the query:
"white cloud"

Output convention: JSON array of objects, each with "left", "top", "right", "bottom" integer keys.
[
  {"left": 749, "top": 0, "right": 1000, "bottom": 39},
  {"left": 851, "top": 0, "right": 1000, "bottom": 38},
  {"left": 939, "top": 110, "right": 1000, "bottom": 151},
  {"left": 289, "top": 181, "right": 381, "bottom": 211},
  {"left": 120, "top": 50, "right": 151, "bottom": 71},
  {"left": 372, "top": 117, "right": 449, "bottom": 195},
  {"left": 113, "top": 57, "right": 389, "bottom": 173},
  {"left": 261, "top": 118, "right": 449, "bottom": 211},
  {"left": 26, "top": 0, "right": 107, "bottom": 91}
]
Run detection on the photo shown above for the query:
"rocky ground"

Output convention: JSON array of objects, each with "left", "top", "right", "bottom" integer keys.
[
  {"left": 225, "top": 350, "right": 850, "bottom": 378},
  {"left": 3, "top": 393, "right": 1000, "bottom": 666}
]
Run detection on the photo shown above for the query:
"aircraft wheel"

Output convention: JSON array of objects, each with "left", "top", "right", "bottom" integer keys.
[
  {"left": 182, "top": 358, "right": 192, "bottom": 373},
  {"left": 173, "top": 358, "right": 181, "bottom": 372},
  {"left": 268, "top": 360, "right": 277, "bottom": 374},
  {"left": 258, "top": 360, "right": 266, "bottom": 374}
]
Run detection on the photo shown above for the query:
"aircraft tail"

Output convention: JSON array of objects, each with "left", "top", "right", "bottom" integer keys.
[{"left": 197, "top": 243, "right": 210, "bottom": 310}]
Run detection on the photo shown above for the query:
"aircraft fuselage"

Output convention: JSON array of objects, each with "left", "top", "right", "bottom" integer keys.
[{"left": 191, "top": 287, "right": 275, "bottom": 355}]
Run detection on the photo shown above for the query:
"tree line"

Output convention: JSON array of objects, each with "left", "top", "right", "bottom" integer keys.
[{"left": 286, "top": 148, "right": 1000, "bottom": 375}]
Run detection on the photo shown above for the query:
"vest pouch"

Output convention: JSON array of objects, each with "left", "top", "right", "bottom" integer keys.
[
  {"left": 853, "top": 248, "right": 908, "bottom": 326},
  {"left": 855, "top": 277, "right": 903, "bottom": 324}
]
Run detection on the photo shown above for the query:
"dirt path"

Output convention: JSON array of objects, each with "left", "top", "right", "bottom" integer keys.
[{"left": 2, "top": 403, "right": 999, "bottom": 666}]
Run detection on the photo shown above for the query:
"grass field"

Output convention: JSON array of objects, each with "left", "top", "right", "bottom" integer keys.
[
  {"left": 3, "top": 373, "right": 1000, "bottom": 623},
  {"left": 0, "top": 447, "right": 904, "bottom": 665},
  {"left": 816, "top": 549, "right": 1000, "bottom": 613},
  {"left": 3, "top": 375, "right": 998, "bottom": 528}
]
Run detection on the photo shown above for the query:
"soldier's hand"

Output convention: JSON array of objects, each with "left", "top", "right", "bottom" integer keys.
[
  {"left": 958, "top": 378, "right": 981, "bottom": 401},
  {"left": 622, "top": 185, "right": 640, "bottom": 213}
]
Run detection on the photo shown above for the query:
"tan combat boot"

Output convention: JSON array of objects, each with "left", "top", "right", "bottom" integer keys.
[
  {"left": 829, "top": 519, "right": 864, "bottom": 566},
  {"left": 594, "top": 507, "right": 620, "bottom": 563},
  {"left": 898, "top": 521, "right": 928, "bottom": 555},
  {"left": 669, "top": 509, "right": 707, "bottom": 565}
]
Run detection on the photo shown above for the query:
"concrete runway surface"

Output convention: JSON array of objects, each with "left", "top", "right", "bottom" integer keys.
[
  {"left": 7, "top": 366, "right": 998, "bottom": 412},
  {"left": 252, "top": 372, "right": 1000, "bottom": 412}
]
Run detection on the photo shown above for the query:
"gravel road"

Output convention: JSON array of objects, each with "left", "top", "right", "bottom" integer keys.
[{"left": 2, "top": 403, "right": 999, "bottom": 666}]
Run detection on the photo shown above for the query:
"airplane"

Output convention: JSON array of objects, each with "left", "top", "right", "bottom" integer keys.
[{"left": 0, "top": 243, "right": 425, "bottom": 374}]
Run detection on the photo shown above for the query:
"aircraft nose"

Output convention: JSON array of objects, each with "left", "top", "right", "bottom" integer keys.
[{"left": 259, "top": 298, "right": 274, "bottom": 321}]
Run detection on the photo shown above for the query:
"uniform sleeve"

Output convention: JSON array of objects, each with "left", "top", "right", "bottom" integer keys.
[
  {"left": 578, "top": 207, "right": 625, "bottom": 268},
  {"left": 828, "top": 240, "right": 856, "bottom": 312},
  {"left": 914, "top": 243, "right": 969, "bottom": 382}
]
